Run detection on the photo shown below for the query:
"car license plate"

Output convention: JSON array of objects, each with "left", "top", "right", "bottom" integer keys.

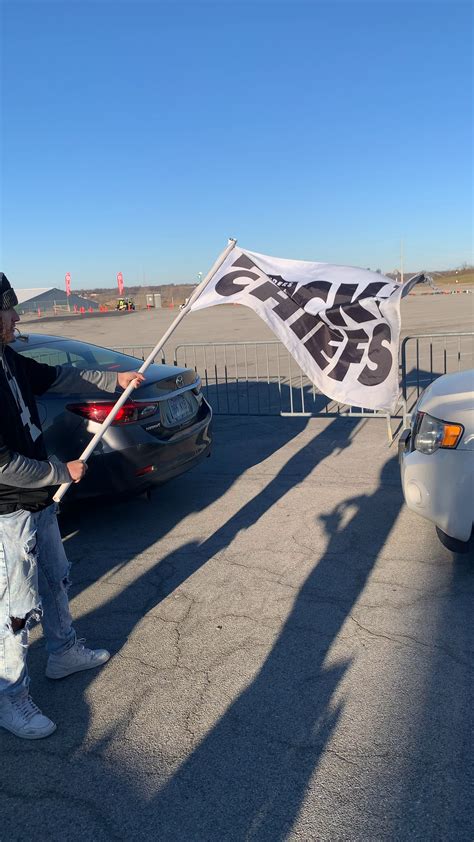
[{"left": 167, "top": 394, "right": 192, "bottom": 423}]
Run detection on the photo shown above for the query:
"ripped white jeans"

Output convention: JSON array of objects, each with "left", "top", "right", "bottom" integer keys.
[{"left": 0, "top": 504, "right": 75, "bottom": 698}]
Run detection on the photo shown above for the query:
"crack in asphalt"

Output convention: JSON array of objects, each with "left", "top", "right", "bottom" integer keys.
[
  {"left": 349, "top": 615, "right": 473, "bottom": 666},
  {"left": 183, "top": 670, "right": 212, "bottom": 745}
]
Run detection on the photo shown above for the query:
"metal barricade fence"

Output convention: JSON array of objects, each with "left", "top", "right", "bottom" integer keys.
[
  {"left": 401, "top": 333, "right": 474, "bottom": 419},
  {"left": 116, "top": 345, "right": 167, "bottom": 364},
  {"left": 172, "top": 341, "right": 391, "bottom": 418},
  {"left": 116, "top": 333, "right": 473, "bottom": 438},
  {"left": 116, "top": 341, "right": 394, "bottom": 438}
]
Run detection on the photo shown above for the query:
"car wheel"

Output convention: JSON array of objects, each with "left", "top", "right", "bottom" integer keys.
[{"left": 436, "top": 525, "right": 474, "bottom": 554}]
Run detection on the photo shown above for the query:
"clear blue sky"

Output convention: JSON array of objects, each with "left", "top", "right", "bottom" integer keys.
[{"left": 1, "top": 0, "right": 472, "bottom": 289}]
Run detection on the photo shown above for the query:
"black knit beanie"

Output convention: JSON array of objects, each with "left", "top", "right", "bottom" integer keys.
[{"left": 0, "top": 273, "right": 18, "bottom": 310}]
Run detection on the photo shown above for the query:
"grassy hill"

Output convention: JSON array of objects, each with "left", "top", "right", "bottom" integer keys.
[{"left": 430, "top": 268, "right": 474, "bottom": 286}]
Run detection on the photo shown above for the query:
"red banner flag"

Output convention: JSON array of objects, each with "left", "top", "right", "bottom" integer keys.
[
  {"left": 117, "top": 272, "right": 124, "bottom": 296},
  {"left": 65, "top": 272, "right": 71, "bottom": 296}
]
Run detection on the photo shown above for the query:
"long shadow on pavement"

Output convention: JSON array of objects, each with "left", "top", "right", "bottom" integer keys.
[
  {"left": 128, "top": 455, "right": 402, "bottom": 840},
  {"left": 0, "top": 418, "right": 401, "bottom": 841}
]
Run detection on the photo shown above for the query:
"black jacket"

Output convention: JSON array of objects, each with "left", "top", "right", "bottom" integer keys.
[{"left": 0, "top": 346, "right": 116, "bottom": 513}]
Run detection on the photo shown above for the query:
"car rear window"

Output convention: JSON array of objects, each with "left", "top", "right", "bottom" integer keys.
[{"left": 17, "top": 339, "right": 141, "bottom": 372}]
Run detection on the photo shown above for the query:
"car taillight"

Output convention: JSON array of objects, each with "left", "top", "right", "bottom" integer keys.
[
  {"left": 135, "top": 465, "right": 156, "bottom": 476},
  {"left": 66, "top": 400, "right": 159, "bottom": 425}
]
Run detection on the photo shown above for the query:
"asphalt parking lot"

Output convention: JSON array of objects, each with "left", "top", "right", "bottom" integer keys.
[{"left": 1, "top": 295, "right": 473, "bottom": 840}]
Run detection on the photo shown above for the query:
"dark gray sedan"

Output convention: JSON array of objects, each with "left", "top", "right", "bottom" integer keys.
[{"left": 12, "top": 332, "right": 212, "bottom": 501}]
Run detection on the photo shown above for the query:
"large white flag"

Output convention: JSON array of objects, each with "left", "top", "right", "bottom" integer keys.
[{"left": 190, "top": 247, "right": 422, "bottom": 412}]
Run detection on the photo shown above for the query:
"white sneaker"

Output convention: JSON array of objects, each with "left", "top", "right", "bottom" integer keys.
[
  {"left": 46, "top": 639, "right": 110, "bottom": 679},
  {"left": 0, "top": 691, "right": 57, "bottom": 739}
]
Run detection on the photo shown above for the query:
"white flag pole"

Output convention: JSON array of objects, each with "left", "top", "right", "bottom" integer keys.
[{"left": 53, "top": 238, "right": 237, "bottom": 503}]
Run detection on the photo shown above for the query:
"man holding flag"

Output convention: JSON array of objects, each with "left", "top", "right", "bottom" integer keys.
[{"left": 0, "top": 272, "right": 144, "bottom": 739}]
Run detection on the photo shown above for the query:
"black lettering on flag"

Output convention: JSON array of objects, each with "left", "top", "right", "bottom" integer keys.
[
  {"left": 357, "top": 323, "right": 393, "bottom": 386},
  {"left": 292, "top": 281, "right": 332, "bottom": 309},
  {"left": 272, "top": 295, "right": 301, "bottom": 321},
  {"left": 289, "top": 311, "right": 321, "bottom": 340},
  {"left": 215, "top": 269, "right": 260, "bottom": 297},
  {"left": 327, "top": 282, "right": 386, "bottom": 327},
  {"left": 251, "top": 276, "right": 333, "bottom": 324},
  {"left": 268, "top": 276, "right": 298, "bottom": 297},
  {"left": 327, "top": 328, "right": 369, "bottom": 382},
  {"left": 213, "top": 259, "right": 394, "bottom": 391},
  {"left": 249, "top": 281, "right": 301, "bottom": 320},
  {"left": 304, "top": 324, "right": 343, "bottom": 370},
  {"left": 215, "top": 253, "right": 262, "bottom": 297},
  {"left": 232, "top": 254, "right": 258, "bottom": 270}
]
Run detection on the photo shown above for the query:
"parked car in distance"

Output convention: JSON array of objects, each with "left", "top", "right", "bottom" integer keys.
[
  {"left": 399, "top": 369, "right": 474, "bottom": 553},
  {"left": 12, "top": 332, "right": 212, "bottom": 502}
]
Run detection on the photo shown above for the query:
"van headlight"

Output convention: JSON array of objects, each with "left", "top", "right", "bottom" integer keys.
[{"left": 413, "top": 412, "right": 463, "bottom": 454}]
